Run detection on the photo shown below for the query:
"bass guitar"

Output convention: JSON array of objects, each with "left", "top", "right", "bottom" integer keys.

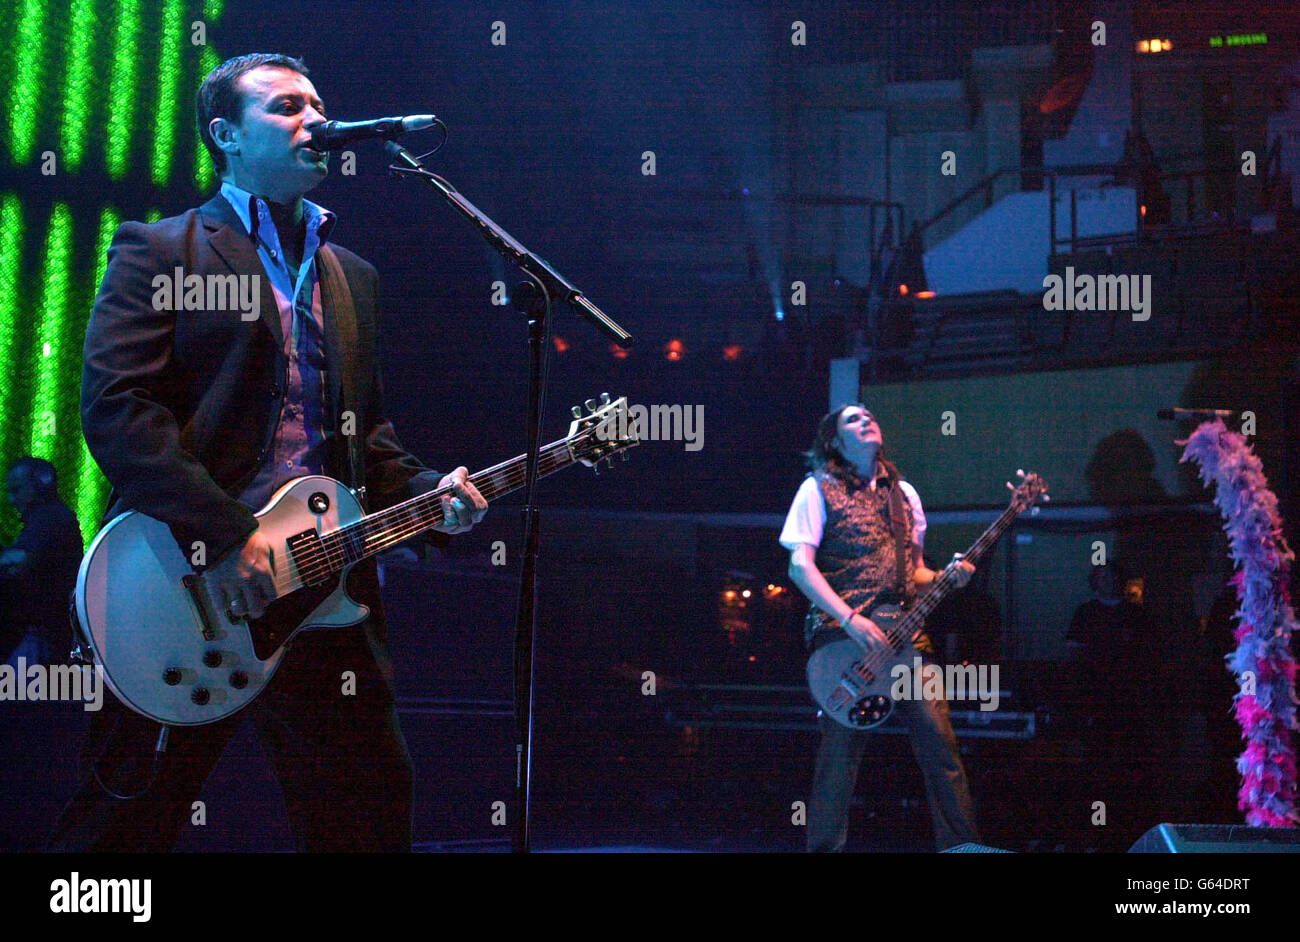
[{"left": 806, "top": 471, "right": 1048, "bottom": 729}]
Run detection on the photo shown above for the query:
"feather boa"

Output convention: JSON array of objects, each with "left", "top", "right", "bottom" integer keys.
[{"left": 1181, "top": 420, "right": 1298, "bottom": 826}]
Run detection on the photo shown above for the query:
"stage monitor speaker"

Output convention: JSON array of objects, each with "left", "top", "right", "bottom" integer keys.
[
  {"left": 1129, "top": 823, "right": 1300, "bottom": 853},
  {"left": 941, "top": 841, "right": 1014, "bottom": 853}
]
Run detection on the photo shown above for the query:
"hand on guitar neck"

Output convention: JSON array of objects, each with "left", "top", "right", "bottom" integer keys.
[
  {"left": 210, "top": 465, "right": 486, "bottom": 620},
  {"left": 429, "top": 466, "right": 488, "bottom": 535}
]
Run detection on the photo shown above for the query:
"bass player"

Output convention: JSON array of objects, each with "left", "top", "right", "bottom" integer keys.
[{"left": 779, "top": 404, "right": 979, "bottom": 852}]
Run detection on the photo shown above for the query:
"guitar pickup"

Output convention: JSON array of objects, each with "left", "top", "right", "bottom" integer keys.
[{"left": 286, "top": 529, "right": 330, "bottom": 586}]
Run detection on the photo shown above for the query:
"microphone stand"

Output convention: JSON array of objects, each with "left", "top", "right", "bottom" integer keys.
[{"left": 385, "top": 142, "right": 633, "bottom": 853}]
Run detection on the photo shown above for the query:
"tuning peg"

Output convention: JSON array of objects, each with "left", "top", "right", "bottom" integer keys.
[
  {"left": 584, "top": 398, "right": 598, "bottom": 412},
  {"left": 600, "top": 392, "right": 611, "bottom": 405},
  {"left": 571, "top": 405, "right": 583, "bottom": 418},
  {"left": 1016, "top": 469, "right": 1025, "bottom": 478}
]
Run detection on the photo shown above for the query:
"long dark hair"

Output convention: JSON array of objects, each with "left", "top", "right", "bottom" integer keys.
[{"left": 804, "top": 404, "right": 900, "bottom": 486}]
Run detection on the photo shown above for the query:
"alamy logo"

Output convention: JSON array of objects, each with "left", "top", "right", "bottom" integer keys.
[
  {"left": 0, "top": 660, "right": 104, "bottom": 711},
  {"left": 50, "top": 872, "right": 151, "bottom": 922},
  {"left": 597, "top": 403, "right": 704, "bottom": 452},
  {"left": 889, "top": 657, "right": 1000, "bottom": 711},
  {"left": 152, "top": 266, "right": 261, "bottom": 321},
  {"left": 1042, "top": 266, "right": 1151, "bottom": 321}
]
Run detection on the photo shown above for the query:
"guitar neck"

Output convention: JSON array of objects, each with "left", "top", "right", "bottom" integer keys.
[
  {"left": 318, "top": 438, "right": 578, "bottom": 572},
  {"left": 888, "top": 500, "right": 1026, "bottom": 648}
]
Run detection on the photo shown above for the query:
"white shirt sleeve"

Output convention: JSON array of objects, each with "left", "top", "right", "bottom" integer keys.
[
  {"left": 898, "top": 480, "right": 926, "bottom": 555},
  {"left": 779, "top": 476, "right": 826, "bottom": 550}
]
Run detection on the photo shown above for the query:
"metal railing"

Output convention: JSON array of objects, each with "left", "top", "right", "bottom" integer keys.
[{"left": 911, "top": 159, "right": 1263, "bottom": 259}]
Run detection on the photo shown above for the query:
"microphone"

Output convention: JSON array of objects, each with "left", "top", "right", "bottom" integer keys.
[
  {"left": 309, "top": 115, "right": 436, "bottom": 151},
  {"left": 1156, "top": 407, "right": 1235, "bottom": 422}
]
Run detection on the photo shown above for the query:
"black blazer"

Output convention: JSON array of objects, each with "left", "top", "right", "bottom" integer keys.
[{"left": 81, "top": 194, "right": 442, "bottom": 565}]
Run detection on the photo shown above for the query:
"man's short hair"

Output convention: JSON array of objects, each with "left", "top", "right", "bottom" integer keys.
[{"left": 197, "top": 53, "right": 310, "bottom": 176}]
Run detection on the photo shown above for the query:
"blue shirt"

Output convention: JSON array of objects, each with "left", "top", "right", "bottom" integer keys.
[{"left": 220, "top": 181, "right": 336, "bottom": 511}]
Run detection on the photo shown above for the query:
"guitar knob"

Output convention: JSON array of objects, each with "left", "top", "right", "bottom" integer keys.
[
  {"left": 571, "top": 405, "right": 583, "bottom": 418},
  {"left": 229, "top": 671, "right": 249, "bottom": 690},
  {"left": 584, "top": 398, "right": 598, "bottom": 412},
  {"left": 203, "top": 650, "right": 222, "bottom": 668},
  {"left": 162, "top": 668, "right": 182, "bottom": 686},
  {"left": 191, "top": 687, "right": 211, "bottom": 706}
]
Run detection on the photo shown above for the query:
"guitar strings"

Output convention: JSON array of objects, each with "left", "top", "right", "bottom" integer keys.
[
  {"left": 300, "top": 439, "right": 576, "bottom": 578},
  {"left": 845, "top": 499, "right": 1026, "bottom": 684},
  {"left": 219, "top": 445, "right": 565, "bottom": 598},
  {"left": 266, "top": 448, "right": 564, "bottom": 592},
  {"left": 250, "top": 433, "right": 607, "bottom": 596}
]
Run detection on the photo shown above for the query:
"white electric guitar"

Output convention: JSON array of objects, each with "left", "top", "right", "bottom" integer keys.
[
  {"left": 75, "top": 394, "right": 638, "bottom": 726},
  {"left": 806, "top": 471, "right": 1048, "bottom": 729}
]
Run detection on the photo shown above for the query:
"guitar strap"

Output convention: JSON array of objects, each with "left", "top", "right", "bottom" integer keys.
[
  {"left": 884, "top": 470, "right": 911, "bottom": 597},
  {"left": 315, "top": 245, "right": 367, "bottom": 512}
]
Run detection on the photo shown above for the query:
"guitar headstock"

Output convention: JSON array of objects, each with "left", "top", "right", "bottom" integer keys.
[
  {"left": 1005, "top": 469, "right": 1050, "bottom": 513},
  {"left": 567, "top": 393, "right": 640, "bottom": 471}
]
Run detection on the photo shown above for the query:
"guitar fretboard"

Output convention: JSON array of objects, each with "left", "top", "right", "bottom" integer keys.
[
  {"left": 885, "top": 498, "right": 1030, "bottom": 651},
  {"left": 315, "top": 438, "right": 578, "bottom": 573}
]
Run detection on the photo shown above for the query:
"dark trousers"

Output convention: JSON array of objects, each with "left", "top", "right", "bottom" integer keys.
[
  {"left": 46, "top": 627, "right": 413, "bottom": 852},
  {"left": 807, "top": 667, "right": 979, "bottom": 852}
]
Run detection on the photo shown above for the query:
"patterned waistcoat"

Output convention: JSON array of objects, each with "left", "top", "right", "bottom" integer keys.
[{"left": 805, "top": 467, "right": 930, "bottom": 652}]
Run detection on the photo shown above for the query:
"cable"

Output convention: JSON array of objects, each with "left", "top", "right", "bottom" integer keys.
[{"left": 91, "top": 722, "right": 169, "bottom": 801}]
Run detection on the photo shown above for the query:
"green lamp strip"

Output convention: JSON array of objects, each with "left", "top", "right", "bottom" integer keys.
[
  {"left": 150, "top": 0, "right": 187, "bottom": 186},
  {"left": 0, "top": 195, "right": 25, "bottom": 467},
  {"left": 195, "top": 43, "right": 221, "bottom": 190},
  {"left": 73, "top": 205, "right": 122, "bottom": 540},
  {"left": 59, "top": 0, "right": 99, "bottom": 173},
  {"left": 106, "top": 0, "right": 143, "bottom": 180},
  {"left": 29, "top": 204, "right": 74, "bottom": 464},
  {"left": 6, "top": 0, "right": 48, "bottom": 166}
]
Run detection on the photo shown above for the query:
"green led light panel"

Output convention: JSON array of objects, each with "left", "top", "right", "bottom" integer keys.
[{"left": 1, "top": 0, "right": 227, "bottom": 545}]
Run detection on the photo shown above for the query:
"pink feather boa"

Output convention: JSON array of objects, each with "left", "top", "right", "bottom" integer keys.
[{"left": 1182, "top": 420, "right": 1298, "bottom": 826}]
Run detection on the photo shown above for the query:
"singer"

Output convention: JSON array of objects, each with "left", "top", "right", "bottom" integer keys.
[{"left": 48, "top": 53, "right": 487, "bottom": 852}]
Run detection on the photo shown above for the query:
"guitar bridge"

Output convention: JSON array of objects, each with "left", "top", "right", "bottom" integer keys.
[{"left": 181, "top": 574, "right": 219, "bottom": 641}]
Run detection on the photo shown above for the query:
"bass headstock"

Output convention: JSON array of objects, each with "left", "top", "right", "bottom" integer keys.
[{"left": 1005, "top": 469, "right": 1050, "bottom": 513}]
